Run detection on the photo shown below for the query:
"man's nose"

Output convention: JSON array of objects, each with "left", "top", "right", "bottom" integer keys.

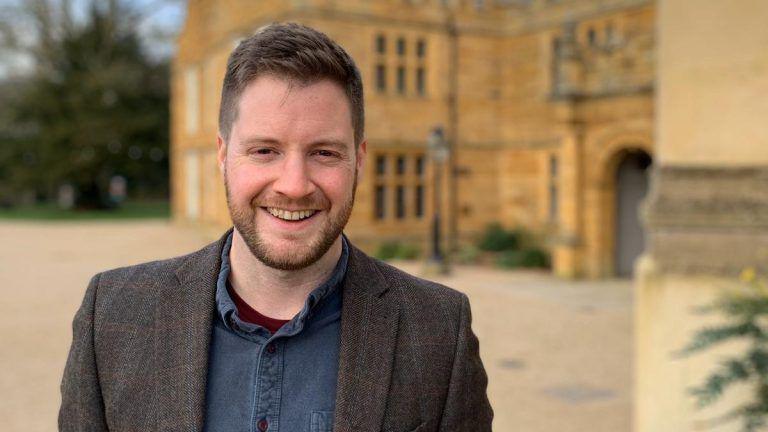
[{"left": 272, "top": 153, "right": 317, "bottom": 198}]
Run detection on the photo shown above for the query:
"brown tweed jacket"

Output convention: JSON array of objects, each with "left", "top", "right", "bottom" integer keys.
[{"left": 59, "top": 231, "right": 493, "bottom": 432}]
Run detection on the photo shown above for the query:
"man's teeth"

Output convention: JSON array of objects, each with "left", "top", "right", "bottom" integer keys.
[{"left": 266, "top": 208, "right": 317, "bottom": 221}]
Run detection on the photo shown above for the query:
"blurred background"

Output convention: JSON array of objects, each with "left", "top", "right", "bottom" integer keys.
[{"left": 1, "top": 0, "right": 766, "bottom": 431}]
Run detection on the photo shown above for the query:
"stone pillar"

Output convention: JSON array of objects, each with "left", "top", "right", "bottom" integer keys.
[
  {"left": 553, "top": 127, "right": 584, "bottom": 279},
  {"left": 635, "top": 1, "right": 768, "bottom": 431}
]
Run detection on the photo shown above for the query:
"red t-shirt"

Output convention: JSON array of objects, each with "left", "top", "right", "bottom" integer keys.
[{"left": 227, "top": 284, "right": 290, "bottom": 334}]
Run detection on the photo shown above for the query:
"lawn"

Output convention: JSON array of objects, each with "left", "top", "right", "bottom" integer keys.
[{"left": 0, "top": 201, "right": 170, "bottom": 220}]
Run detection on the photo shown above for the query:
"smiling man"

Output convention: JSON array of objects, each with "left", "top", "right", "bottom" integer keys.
[{"left": 59, "top": 23, "right": 492, "bottom": 432}]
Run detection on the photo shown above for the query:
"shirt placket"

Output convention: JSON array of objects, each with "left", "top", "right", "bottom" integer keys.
[{"left": 253, "top": 338, "right": 283, "bottom": 432}]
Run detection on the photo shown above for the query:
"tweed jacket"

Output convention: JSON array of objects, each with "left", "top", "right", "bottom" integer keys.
[{"left": 59, "top": 231, "right": 493, "bottom": 432}]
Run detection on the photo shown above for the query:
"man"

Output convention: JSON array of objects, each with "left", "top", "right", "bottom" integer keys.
[{"left": 60, "top": 23, "right": 492, "bottom": 432}]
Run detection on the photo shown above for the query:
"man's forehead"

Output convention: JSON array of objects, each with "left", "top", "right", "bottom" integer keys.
[{"left": 231, "top": 76, "right": 355, "bottom": 146}]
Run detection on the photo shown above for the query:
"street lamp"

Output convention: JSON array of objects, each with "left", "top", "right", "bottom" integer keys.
[{"left": 426, "top": 126, "right": 450, "bottom": 275}]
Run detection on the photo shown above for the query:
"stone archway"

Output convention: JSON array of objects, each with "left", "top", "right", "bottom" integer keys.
[
  {"left": 583, "top": 130, "right": 653, "bottom": 279},
  {"left": 614, "top": 149, "right": 652, "bottom": 277}
]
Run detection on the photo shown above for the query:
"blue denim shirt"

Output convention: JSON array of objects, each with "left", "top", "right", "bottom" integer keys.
[{"left": 203, "top": 233, "right": 348, "bottom": 432}]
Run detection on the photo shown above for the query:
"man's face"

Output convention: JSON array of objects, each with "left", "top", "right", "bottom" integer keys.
[{"left": 217, "top": 75, "right": 365, "bottom": 270}]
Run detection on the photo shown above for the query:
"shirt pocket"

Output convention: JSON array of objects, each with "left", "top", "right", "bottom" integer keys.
[{"left": 310, "top": 410, "right": 334, "bottom": 432}]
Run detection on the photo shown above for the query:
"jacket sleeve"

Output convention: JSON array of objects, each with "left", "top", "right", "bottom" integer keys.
[
  {"left": 438, "top": 293, "right": 494, "bottom": 431},
  {"left": 59, "top": 274, "right": 109, "bottom": 431}
]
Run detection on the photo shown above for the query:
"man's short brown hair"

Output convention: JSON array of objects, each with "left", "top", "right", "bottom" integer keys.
[{"left": 218, "top": 22, "right": 365, "bottom": 145}]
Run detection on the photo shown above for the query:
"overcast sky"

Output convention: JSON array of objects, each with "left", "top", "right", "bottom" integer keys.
[{"left": 0, "top": 0, "right": 186, "bottom": 79}]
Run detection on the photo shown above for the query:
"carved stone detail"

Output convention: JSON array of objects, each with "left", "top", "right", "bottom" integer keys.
[{"left": 643, "top": 166, "right": 768, "bottom": 276}]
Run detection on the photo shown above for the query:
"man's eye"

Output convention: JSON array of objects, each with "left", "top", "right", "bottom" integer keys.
[
  {"left": 314, "top": 150, "right": 338, "bottom": 158},
  {"left": 254, "top": 148, "right": 275, "bottom": 155}
]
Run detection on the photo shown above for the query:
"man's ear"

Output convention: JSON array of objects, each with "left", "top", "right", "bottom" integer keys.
[
  {"left": 216, "top": 133, "right": 227, "bottom": 174},
  {"left": 356, "top": 139, "right": 367, "bottom": 182}
]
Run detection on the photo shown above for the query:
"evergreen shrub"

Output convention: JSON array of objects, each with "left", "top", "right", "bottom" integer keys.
[{"left": 478, "top": 223, "right": 520, "bottom": 252}]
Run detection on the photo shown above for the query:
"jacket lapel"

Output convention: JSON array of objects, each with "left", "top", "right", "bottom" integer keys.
[
  {"left": 334, "top": 245, "right": 400, "bottom": 432},
  {"left": 152, "top": 231, "right": 229, "bottom": 431}
]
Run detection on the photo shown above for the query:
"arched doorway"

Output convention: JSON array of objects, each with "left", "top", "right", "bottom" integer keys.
[{"left": 614, "top": 149, "right": 652, "bottom": 277}]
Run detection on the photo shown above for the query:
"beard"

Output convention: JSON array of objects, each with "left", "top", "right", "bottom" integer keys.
[{"left": 225, "top": 170, "right": 357, "bottom": 271}]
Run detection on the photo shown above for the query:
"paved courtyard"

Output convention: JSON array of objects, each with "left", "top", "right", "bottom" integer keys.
[{"left": 0, "top": 220, "right": 632, "bottom": 431}]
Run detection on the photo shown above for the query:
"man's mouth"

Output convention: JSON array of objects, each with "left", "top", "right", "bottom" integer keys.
[{"left": 264, "top": 207, "right": 319, "bottom": 221}]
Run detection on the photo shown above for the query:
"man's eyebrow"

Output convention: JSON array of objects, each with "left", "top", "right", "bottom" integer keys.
[
  {"left": 239, "top": 136, "right": 280, "bottom": 146},
  {"left": 308, "top": 139, "right": 350, "bottom": 151}
]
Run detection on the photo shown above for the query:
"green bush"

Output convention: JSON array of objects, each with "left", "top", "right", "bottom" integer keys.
[
  {"left": 496, "top": 248, "right": 551, "bottom": 269},
  {"left": 478, "top": 223, "right": 520, "bottom": 252},
  {"left": 375, "top": 241, "right": 421, "bottom": 261}
]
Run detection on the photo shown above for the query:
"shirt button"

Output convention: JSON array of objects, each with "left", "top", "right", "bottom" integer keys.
[
  {"left": 266, "top": 344, "right": 276, "bottom": 354},
  {"left": 257, "top": 418, "right": 268, "bottom": 431}
]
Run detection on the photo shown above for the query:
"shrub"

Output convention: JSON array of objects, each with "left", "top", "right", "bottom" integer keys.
[
  {"left": 478, "top": 223, "right": 520, "bottom": 252},
  {"left": 496, "top": 248, "right": 551, "bottom": 269},
  {"left": 375, "top": 241, "right": 421, "bottom": 261}
]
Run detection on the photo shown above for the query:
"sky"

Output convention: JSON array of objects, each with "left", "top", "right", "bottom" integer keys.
[{"left": 0, "top": 0, "right": 187, "bottom": 79}]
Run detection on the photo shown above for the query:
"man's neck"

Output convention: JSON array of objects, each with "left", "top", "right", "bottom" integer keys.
[{"left": 227, "top": 230, "right": 343, "bottom": 320}]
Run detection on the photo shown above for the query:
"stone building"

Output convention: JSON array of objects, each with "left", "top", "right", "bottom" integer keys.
[{"left": 171, "top": 0, "right": 655, "bottom": 279}]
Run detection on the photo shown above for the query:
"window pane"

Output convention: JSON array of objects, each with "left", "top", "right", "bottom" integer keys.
[
  {"left": 550, "top": 155, "right": 558, "bottom": 178},
  {"left": 376, "top": 64, "right": 386, "bottom": 92},
  {"left": 376, "top": 34, "right": 386, "bottom": 54},
  {"left": 376, "top": 155, "right": 387, "bottom": 175},
  {"left": 549, "top": 154, "right": 558, "bottom": 222},
  {"left": 396, "top": 37, "right": 406, "bottom": 56},
  {"left": 416, "top": 67, "right": 425, "bottom": 96},
  {"left": 415, "top": 156, "right": 424, "bottom": 176},
  {"left": 375, "top": 185, "right": 386, "bottom": 220},
  {"left": 415, "top": 185, "right": 424, "bottom": 218},
  {"left": 549, "top": 184, "right": 558, "bottom": 223},
  {"left": 396, "top": 185, "right": 405, "bottom": 219},
  {"left": 396, "top": 155, "right": 406, "bottom": 175},
  {"left": 416, "top": 39, "right": 426, "bottom": 58},
  {"left": 397, "top": 66, "right": 406, "bottom": 94}
]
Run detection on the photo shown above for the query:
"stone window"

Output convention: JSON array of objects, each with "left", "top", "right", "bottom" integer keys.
[
  {"left": 373, "top": 153, "right": 426, "bottom": 222},
  {"left": 374, "top": 34, "right": 427, "bottom": 97}
]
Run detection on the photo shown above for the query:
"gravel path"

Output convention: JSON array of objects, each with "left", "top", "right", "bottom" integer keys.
[{"left": 0, "top": 221, "right": 631, "bottom": 431}]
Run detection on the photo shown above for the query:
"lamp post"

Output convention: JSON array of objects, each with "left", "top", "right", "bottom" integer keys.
[{"left": 426, "top": 126, "right": 450, "bottom": 275}]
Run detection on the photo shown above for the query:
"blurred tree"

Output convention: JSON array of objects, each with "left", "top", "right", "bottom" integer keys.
[{"left": 0, "top": 0, "right": 178, "bottom": 208}]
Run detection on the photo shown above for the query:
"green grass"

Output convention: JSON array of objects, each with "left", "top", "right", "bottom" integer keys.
[{"left": 0, "top": 200, "right": 170, "bottom": 220}]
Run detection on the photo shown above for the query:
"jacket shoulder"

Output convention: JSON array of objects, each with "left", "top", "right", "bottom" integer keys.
[
  {"left": 374, "top": 258, "right": 465, "bottom": 302},
  {"left": 88, "top": 234, "right": 226, "bottom": 311},
  {"left": 359, "top": 253, "right": 468, "bottom": 330}
]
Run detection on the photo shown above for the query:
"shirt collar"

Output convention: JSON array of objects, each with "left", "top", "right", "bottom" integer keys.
[{"left": 215, "top": 231, "right": 349, "bottom": 338}]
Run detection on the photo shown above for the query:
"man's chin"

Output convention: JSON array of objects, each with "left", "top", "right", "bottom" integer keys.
[
  {"left": 254, "top": 247, "right": 324, "bottom": 271},
  {"left": 241, "top": 234, "right": 337, "bottom": 271}
]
